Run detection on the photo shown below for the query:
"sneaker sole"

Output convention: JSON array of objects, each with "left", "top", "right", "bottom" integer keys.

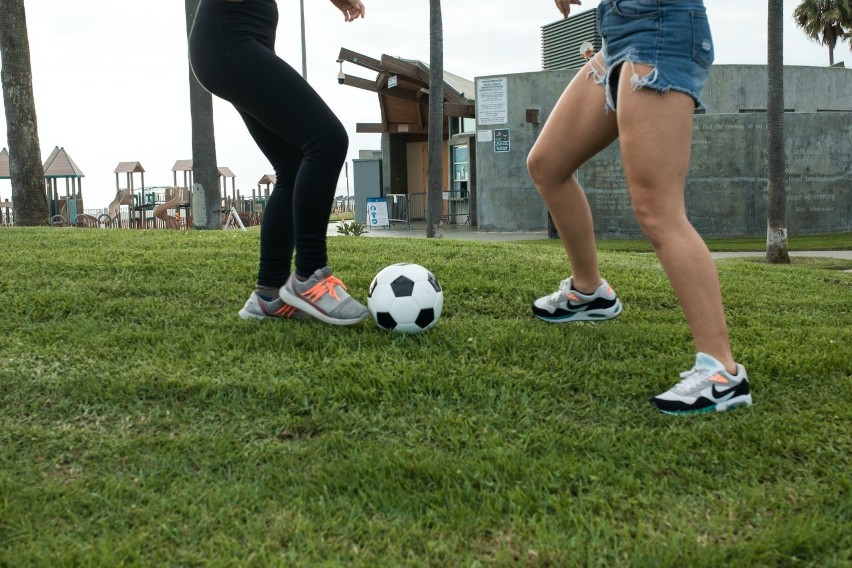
[
  {"left": 534, "top": 300, "right": 623, "bottom": 323},
  {"left": 279, "top": 287, "right": 368, "bottom": 326},
  {"left": 238, "top": 308, "right": 265, "bottom": 321},
  {"left": 655, "top": 394, "right": 754, "bottom": 415}
]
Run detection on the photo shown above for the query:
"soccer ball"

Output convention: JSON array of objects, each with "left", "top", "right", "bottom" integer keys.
[{"left": 367, "top": 263, "right": 443, "bottom": 334}]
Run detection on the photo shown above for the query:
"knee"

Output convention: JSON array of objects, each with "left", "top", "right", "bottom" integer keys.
[
  {"left": 631, "top": 200, "right": 687, "bottom": 246},
  {"left": 527, "top": 145, "right": 574, "bottom": 192},
  {"left": 306, "top": 119, "right": 348, "bottom": 164},
  {"left": 324, "top": 120, "right": 349, "bottom": 159}
]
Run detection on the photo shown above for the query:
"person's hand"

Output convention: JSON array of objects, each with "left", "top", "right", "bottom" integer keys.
[
  {"left": 554, "top": 0, "right": 582, "bottom": 19},
  {"left": 330, "top": 0, "right": 365, "bottom": 22}
]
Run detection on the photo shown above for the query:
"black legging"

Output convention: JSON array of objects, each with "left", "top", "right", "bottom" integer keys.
[{"left": 189, "top": 0, "right": 347, "bottom": 286}]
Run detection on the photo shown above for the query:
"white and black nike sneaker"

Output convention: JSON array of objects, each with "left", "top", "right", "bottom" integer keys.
[
  {"left": 532, "top": 277, "right": 623, "bottom": 323},
  {"left": 651, "top": 352, "right": 752, "bottom": 414}
]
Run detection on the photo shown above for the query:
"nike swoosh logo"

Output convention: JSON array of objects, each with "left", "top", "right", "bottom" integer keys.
[{"left": 711, "top": 383, "right": 740, "bottom": 399}]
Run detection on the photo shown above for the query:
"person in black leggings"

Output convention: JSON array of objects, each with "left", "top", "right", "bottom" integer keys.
[{"left": 189, "top": 0, "right": 369, "bottom": 326}]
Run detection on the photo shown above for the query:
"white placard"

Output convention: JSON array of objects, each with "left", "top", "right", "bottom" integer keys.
[
  {"left": 476, "top": 77, "right": 508, "bottom": 125},
  {"left": 477, "top": 129, "right": 493, "bottom": 143},
  {"left": 388, "top": 75, "right": 398, "bottom": 88},
  {"left": 367, "top": 197, "right": 389, "bottom": 227}
]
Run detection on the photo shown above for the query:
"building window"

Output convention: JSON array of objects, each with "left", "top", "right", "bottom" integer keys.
[{"left": 451, "top": 145, "right": 469, "bottom": 198}]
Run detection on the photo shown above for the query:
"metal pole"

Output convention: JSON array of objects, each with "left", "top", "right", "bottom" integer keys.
[{"left": 300, "top": 0, "right": 307, "bottom": 79}]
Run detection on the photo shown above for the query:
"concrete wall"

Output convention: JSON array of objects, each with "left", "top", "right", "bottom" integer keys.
[{"left": 474, "top": 65, "right": 852, "bottom": 236}]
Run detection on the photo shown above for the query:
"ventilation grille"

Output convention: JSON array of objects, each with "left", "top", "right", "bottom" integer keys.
[{"left": 541, "top": 9, "right": 602, "bottom": 71}]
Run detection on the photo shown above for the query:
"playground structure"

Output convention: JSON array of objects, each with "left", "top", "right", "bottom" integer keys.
[
  {"left": 0, "top": 146, "right": 354, "bottom": 229},
  {"left": 42, "top": 147, "right": 87, "bottom": 227}
]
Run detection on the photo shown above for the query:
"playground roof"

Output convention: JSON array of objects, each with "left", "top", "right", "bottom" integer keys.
[
  {"left": 43, "top": 146, "right": 85, "bottom": 179},
  {"left": 172, "top": 159, "right": 193, "bottom": 173},
  {"left": 258, "top": 174, "right": 276, "bottom": 185},
  {"left": 171, "top": 160, "right": 235, "bottom": 178},
  {"left": 0, "top": 148, "right": 8, "bottom": 179},
  {"left": 115, "top": 161, "right": 145, "bottom": 174}
]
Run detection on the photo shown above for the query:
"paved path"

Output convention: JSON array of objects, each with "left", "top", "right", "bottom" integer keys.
[{"left": 328, "top": 222, "right": 852, "bottom": 260}]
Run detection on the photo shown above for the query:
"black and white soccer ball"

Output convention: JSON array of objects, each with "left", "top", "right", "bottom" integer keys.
[{"left": 367, "top": 263, "right": 443, "bottom": 334}]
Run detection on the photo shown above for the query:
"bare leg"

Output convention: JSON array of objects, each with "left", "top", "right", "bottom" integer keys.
[
  {"left": 616, "top": 64, "right": 736, "bottom": 372},
  {"left": 526, "top": 53, "right": 619, "bottom": 293}
]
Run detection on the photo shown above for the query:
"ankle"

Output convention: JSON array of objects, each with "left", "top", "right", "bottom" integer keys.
[
  {"left": 255, "top": 285, "right": 280, "bottom": 301},
  {"left": 571, "top": 278, "right": 601, "bottom": 295}
]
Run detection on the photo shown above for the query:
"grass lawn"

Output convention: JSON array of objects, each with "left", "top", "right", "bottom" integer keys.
[{"left": 0, "top": 228, "right": 849, "bottom": 567}]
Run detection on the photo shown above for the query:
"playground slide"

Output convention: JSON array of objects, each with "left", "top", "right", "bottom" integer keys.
[
  {"left": 153, "top": 195, "right": 186, "bottom": 228},
  {"left": 108, "top": 188, "right": 132, "bottom": 220}
]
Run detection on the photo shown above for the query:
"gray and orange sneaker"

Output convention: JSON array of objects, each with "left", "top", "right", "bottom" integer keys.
[
  {"left": 651, "top": 352, "right": 752, "bottom": 414},
  {"left": 238, "top": 292, "right": 311, "bottom": 321},
  {"left": 279, "top": 267, "right": 369, "bottom": 326}
]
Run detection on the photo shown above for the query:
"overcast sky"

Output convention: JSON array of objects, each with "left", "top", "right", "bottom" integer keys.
[{"left": 1, "top": 0, "right": 849, "bottom": 209}]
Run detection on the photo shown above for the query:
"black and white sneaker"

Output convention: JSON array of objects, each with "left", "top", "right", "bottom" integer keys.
[
  {"left": 532, "top": 277, "right": 622, "bottom": 322},
  {"left": 651, "top": 352, "right": 753, "bottom": 415}
]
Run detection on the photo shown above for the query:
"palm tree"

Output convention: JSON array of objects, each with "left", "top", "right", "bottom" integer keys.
[
  {"left": 767, "top": 0, "right": 790, "bottom": 263},
  {"left": 185, "top": 0, "right": 221, "bottom": 229},
  {"left": 426, "top": 0, "right": 444, "bottom": 238},
  {"left": 0, "top": 0, "right": 49, "bottom": 226},
  {"left": 793, "top": 0, "right": 852, "bottom": 66}
]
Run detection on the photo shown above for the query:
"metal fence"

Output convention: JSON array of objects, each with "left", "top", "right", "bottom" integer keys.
[
  {"left": 406, "top": 191, "right": 470, "bottom": 226},
  {"left": 385, "top": 194, "right": 410, "bottom": 228}
]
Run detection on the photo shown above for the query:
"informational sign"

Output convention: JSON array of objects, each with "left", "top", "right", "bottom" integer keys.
[
  {"left": 494, "top": 128, "right": 510, "bottom": 153},
  {"left": 367, "top": 197, "right": 389, "bottom": 227},
  {"left": 388, "top": 75, "right": 398, "bottom": 88},
  {"left": 476, "top": 77, "right": 508, "bottom": 125},
  {"left": 477, "top": 129, "right": 493, "bottom": 143}
]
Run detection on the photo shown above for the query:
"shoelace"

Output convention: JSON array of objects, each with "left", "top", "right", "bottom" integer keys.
[
  {"left": 303, "top": 275, "right": 347, "bottom": 303},
  {"left": 272, "top": 304, "right": 298, "bottom": 318},
  {"left": 549, "top": 278, "right": 574, "bottom": 303},
  {"left": 675, "top": 365, "right": 715, "bottom": 391}
]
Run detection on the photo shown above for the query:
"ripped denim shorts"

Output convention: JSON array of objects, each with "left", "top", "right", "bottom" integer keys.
[{"left": 594, "top": 0, "right": 714, "bottom": 111}]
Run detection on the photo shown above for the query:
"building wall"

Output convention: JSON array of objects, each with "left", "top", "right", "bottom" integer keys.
[{"left": 474, "top": 65, "right": 852, "bottom": 235}]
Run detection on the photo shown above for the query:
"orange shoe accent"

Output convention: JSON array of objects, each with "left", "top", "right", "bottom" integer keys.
[
  {"left": 303, "top": 275, "right": 346, "bottom": 303},
  {"left": 567, "top": 293, "right": 580, "bottom": 302},
  {"left": 708, "top": 374, "right": 729, "bottom": 384},
  {"left": 273, "top": 304, "right": 297, "bottom": 318}
]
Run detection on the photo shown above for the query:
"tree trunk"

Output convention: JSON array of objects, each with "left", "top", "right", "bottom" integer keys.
[
  {"left": 426, "top": 0, "right": 444, "bottom": 238},
  {"left": 185, "top": 0, "right": 221, "bottom": 230},
  {"left": 0, "top": 0, "right": 48, "bottom": 226},
  {"left": 766, "top": 0, "right": 789, "bottom": 263}
]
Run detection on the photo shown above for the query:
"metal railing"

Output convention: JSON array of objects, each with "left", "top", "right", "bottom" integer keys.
[
  {"left": 405, "top": 191, "right": 470, "bottom": 225},
  {"left": 385, "top": 194, "right": 410, "bottom": 228}
]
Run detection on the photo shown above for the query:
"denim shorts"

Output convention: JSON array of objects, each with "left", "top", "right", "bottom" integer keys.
[{"left": 594, "top": 0, "right": 714, "bottom": 110}]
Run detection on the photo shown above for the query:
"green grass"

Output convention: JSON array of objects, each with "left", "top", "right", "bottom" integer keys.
[
  {"left": 0, "top": 228, "right": 850, "bottom": 567},
  {"left": 593, "top": 232, "right": 852, "bottom": 253}
]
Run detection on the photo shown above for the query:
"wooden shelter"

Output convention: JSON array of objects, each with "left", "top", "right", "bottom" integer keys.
[
  {"left": 336, "top": 48, "right": 474, "bottom": 138},
  {"left": 43, "top": 147, "right": 85, "bottom": 224},
  {"left": 336, "top": 49, "right": 477, "bottom": 223},
  {"left": 114, "top": 161, "right": 145, "bottom": 192},
  {"left": 257, "top": 174, "right": 276, "bottom": 198},
  {"left": 218, "top": 166, "right": 237, "bottom": 206},
  {"left": 113, "top": 161, "right": 147, "bottom": 227},
  {"left": 172, "top": 160, "right": 237, "bottom": 207}
]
